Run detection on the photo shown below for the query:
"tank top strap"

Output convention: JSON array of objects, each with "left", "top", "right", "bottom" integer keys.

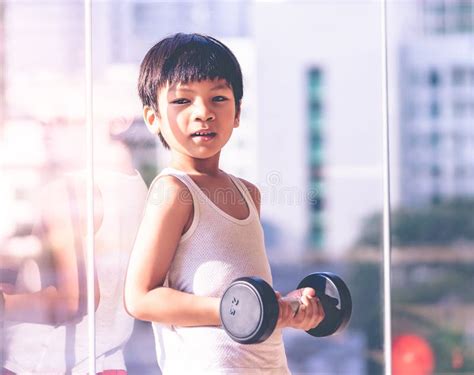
[
  {"left": 150, "top": 168, "right": 256, "bottom": 226},
  {"left": 148, "top": 168, "right": 201, "bottom": 243},
  {"left": 227, "top": 174, "right": 259, "bottom": 218},
  {"left": 155, "top": 168, "right": 202, "bottom": 203}
]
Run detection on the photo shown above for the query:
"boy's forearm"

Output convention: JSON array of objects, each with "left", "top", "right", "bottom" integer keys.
[{"left": 127, "top": 286, "right": 221, "bottom": 327}]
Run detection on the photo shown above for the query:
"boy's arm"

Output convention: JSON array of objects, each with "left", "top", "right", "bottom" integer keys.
[
  {"left": 124, "top": 176, "right": 220, "bottom": 326},
  {"left": 239, "top": 179, "right": 261, "bottom": 217}
]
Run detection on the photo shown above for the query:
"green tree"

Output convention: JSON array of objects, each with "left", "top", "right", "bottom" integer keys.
[
  {"left": 357, "top": 198, "right": 474, "bottom": 247},
  {"left": 355, "top": 198, "right": 474, "bottom": 373}
]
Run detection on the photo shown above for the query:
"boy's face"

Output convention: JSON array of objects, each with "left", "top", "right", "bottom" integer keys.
[{"left": 144, "top": 78, "right": 240, "bottom": 160}]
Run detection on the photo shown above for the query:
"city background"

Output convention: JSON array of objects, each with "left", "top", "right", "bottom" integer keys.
[{"left": 1, "top": 0, "right": 473, "bottom": 374}]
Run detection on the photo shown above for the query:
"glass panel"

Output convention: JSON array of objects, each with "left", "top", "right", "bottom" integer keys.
[
  {"left": 0, "top": 1, "right": 90, "bottom": 373},
  {"left": 93, "top": 1, "right": 254, "bottom": 373},
  {"left": 389, "top": 1, "right": 474, "bottom": 374},
  {"left": 94, "top": 1, "right": 384, "bottom": 374},
  {"left": 257, "top": 1, "right": 385, "bottom": 373},
  {"left": 90, "top": 2, "right": 155, "bottom": 373}
]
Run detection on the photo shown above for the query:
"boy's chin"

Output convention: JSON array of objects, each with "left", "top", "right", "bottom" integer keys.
[{"left": 190, "top": 149, "right": 222, "bottom": 160}]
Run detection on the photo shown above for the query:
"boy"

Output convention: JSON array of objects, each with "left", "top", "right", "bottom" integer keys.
[{"left": 124, "top": 33, "right": 324, "bottom": 374}]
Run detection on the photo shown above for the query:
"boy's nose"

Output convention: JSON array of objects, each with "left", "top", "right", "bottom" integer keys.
[{"left": 192, "top": 102, "right": 215, "bottom": 122}]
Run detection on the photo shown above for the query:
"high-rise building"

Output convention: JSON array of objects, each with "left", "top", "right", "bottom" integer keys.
[
  {"left": 256, "top": 2, "right": 384, "bottom": 256},
  {"left": 398, "top": 0, "right": 474, "bottom": 206},
  {"left": 421, "top": 0, "right": 474, "bottom": 35}
]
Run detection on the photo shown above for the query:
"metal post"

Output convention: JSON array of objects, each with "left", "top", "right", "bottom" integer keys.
[
  {"left": 381, "top": 1, "right": 392, "bottom": 374},
  {"left": 84, "top": 0, "right": 96, "bottom": 373},
  {"left": 0, "top": 2, "right": 6, "bottom": 138}
]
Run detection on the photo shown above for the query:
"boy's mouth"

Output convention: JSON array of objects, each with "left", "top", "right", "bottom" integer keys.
[{"left": 191, "top": 131, "right": 217, "bottom": 138}]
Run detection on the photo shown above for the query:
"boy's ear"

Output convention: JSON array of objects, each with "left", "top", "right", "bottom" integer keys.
[
  {"left": 234, "top": 103, "right": 241, "bottom": 129},
  {"left": 143, "top": 106, "right": 161, "bottom": 135}
]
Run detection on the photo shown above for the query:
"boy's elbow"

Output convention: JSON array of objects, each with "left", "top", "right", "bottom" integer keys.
[
  {"left": 125, "top": 302, "right": 141, "bottom": 320},
  {"left": 125, "top": 300, "right": 150, "bottom": 321},
  {"left": 124, "top": 291, "right": 146, "bottom": 320}
]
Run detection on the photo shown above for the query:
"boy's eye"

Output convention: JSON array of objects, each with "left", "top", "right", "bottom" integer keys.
[
  {"left": 171, "top": 98, "right": 190, "bottom": 105},
  {"left": 213, "top": 96, "right": 228, "bottom": 102}
]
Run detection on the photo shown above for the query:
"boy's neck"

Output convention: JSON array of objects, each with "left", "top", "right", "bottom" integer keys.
[{"left": 170, "top": 154, "right": 222, "bottom": 177}]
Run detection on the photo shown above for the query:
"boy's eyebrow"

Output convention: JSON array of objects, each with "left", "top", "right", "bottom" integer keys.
[
  {"left": 169, "top": 83, "right": 231, "bottom": 93},
  {"left": 210, "top": 83, "right": 231, "bottom": 91}
]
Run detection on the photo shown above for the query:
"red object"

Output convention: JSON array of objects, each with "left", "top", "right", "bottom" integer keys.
[{"left": 393, "top": 334, "right": 435, "bottom": 375}]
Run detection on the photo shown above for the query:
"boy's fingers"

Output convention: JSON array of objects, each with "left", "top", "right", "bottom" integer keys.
[
  {"left": 304, "top": 296, "right": 316, "bottom": 327},
  {"left": 298, "top": 295, "right": 321, "bottom": 331},
  {"left": 309, "top": 298, "right": 320, "bottom": 325},
  {"left": 318, "top": 298, "right": 326, "bottom": 321},
  {"left": 301, "top": 287, "right": 316, "bottom": 298},
  {"left": 294, "top": 297, "right": 309, "bottom": 326},
  {"left": 311, "top": 298, "right": 324, "bottom": 328},
  {"left": 280, "top": 292, "right": 324, "bottom": 330}
]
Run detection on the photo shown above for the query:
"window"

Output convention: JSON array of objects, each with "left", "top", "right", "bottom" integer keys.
[
  {"left": 431, "top": 164, "right": 442, "bottom": 178},
  {"left": 4, "top": 2, "right": 473, "bottom": 374},
  {"left": 453, "top": 99, "right": 468, "bottom": 117},
  {"left": 430, "top": 131, "right": 440, "bottom": 147},
  {"left": 452, "top": 66, "right": 467, "bottom": 86},
  {"left": 428, "top": 69, "right": 441, "bottom": 87},
  {"left": 429, "top": 100, "right": 441, "bottom": 118},
  {"left": 307, "top": 67, "right": 325, "bottom": 251}
]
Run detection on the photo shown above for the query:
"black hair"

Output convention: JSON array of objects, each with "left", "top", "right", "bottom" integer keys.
[{"left": 138, "top": 33, "right": 244, "bottom": 149}]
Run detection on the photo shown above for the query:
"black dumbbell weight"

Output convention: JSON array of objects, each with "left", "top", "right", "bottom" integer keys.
[
  {"left": 219, "top": 272, "right": 352, "bottom": 344},
  {"left": 296, "top": 272, "right": 352, "bottom": 337}
]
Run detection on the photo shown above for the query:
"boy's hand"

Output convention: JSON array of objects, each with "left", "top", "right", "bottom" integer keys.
[{"left": 275, "top": 288, "right": 325, "bottom": 331}]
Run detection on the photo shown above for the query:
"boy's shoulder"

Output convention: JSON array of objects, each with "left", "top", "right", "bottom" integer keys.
[
  {"left": 147, "top": 173, "right": 193, "bottom": 207},
  {"left": 235, "top": 176, "right": 260, "bottom": 195},
  {"left": 233, "top": 175, "right": 261, "bottom": 214},
  {"left": 149, "top": 172, "right": 184, "bottom": 190}
]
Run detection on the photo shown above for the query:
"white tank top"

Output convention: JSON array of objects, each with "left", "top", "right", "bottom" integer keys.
[
  {"left": 4, "top": 170, "right": 148, "bottom": 374},
  {"left": 151, "top": 167, "right": 290, "bottom": 375}
]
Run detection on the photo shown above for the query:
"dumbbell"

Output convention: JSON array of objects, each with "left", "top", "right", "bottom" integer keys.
[{"left": 219, "top": 272, "right": 352, "bottom": 344}]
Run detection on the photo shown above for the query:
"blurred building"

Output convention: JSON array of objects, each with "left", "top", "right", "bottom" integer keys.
[
  {"left": 255, "top": 2, "right": 384, "bottom": 256},
  {"left": 2, "top": 0, "right": 257, "bottom": 213},
  {"left": 398, "top": 0, "right": 474, "bottom": 206},
  {"left": 10, "top": 1, "right": 377, "bottom": 257},
  {"left": 94, "top": 1, "right": 252, "bottom": 68},
  {"left": 99, "top": 2, "right": 258, "bottom": 181},
  {"left": 4, "top": 1, "right": 391, "bottom": 258}
]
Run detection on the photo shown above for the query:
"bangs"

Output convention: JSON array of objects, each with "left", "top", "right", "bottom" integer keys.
[
  {"left": 138, "top": 33, "right": 243, "bottom": 113},
  {"left": 162, "top": 41, "right": 237, "bottom": 90}
]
